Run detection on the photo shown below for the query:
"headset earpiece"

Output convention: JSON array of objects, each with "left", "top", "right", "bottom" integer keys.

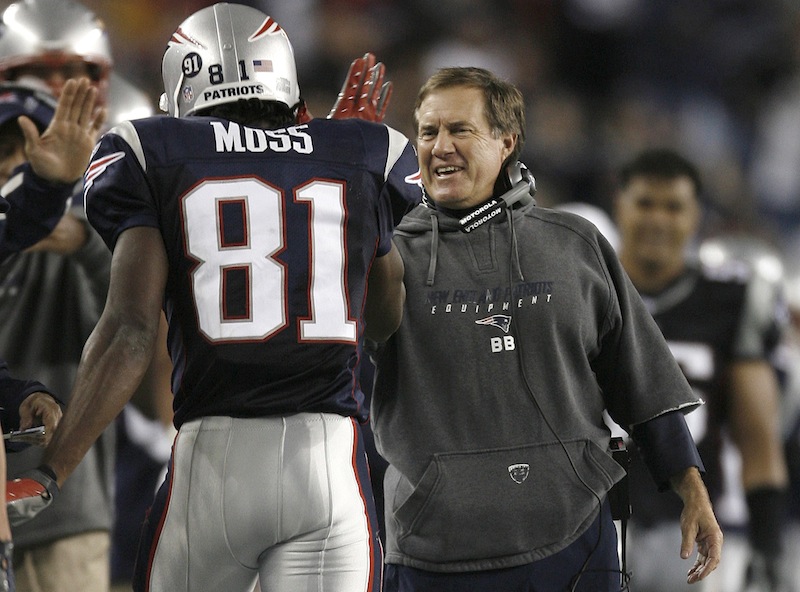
[{"left": 497, "top": 161, "right": 537, "bottom": 208}]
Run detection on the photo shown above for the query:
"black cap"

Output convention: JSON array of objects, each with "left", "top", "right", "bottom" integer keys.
[{"left": 0, "top": 81, "right": 56, "bottom": 131}]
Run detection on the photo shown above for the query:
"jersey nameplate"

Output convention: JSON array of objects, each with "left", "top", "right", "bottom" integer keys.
[{"left": 211, "top": 121, "right": 313, "bottom": 155}]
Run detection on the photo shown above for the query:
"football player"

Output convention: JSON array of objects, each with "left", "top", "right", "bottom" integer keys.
[
  {"left": 8, "top": 3, "right": 420, "bottom": 592},
  {"left": 0, "top": 76, "right": 102, "bottom": 592},
  {"left": 614, "top": 148, "right": 789, "bottom": 592}
]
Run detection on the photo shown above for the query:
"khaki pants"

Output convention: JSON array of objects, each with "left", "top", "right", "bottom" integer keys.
[{"left": 13, "top": 531, "right": 110, "bottom": 592}]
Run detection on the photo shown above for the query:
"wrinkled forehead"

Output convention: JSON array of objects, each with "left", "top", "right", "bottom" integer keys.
[{"left": 415, "top": 86, "right": 490, "bottom": 129}]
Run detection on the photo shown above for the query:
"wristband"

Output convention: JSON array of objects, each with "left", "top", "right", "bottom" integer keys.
[{"left": 746, "top": 486, "right": 787, "bottom": 555}]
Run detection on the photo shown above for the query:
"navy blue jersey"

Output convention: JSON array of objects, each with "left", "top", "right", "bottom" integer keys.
[
  {"left": 628, "top": 263, "right": 783, "bottom": 527},
  {"left": 84, "top": 116, "right": 421, "bottom": 427}
]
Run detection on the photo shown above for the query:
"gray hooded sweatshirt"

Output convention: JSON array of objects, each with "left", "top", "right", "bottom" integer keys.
[{"left": 371, "top": 200, "right": 700, "bottom": 572}]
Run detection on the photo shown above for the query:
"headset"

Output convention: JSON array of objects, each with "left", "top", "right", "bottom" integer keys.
[
  {"left": 458, "top": 161, "right": 537, "bottom": 233},
  {"left": 496, "top": 160, "right": 537, "bottom": 208}
]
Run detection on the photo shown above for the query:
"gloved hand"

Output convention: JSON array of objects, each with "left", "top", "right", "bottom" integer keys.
[
  {"left": 0, "top": 540, "right": 13, "bottom": 592},
  {"left": 6, "top": 467, "right": 59, "bottom": 526},
  {"left": 329, "top": 52, "right": 392, "bottom": 122},
  {"left": 295, "top": 52, "right": 392, "bottom": 124}
]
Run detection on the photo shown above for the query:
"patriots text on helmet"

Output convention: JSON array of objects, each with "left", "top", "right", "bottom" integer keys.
[
  {"left": 211, "top": 121, "right": 313, "bottom": 154},
  {"left": 202, "top": 83, "right": 264, "bottom": 102}
]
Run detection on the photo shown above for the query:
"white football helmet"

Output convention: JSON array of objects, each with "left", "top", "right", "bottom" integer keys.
[
  {"left": 0, "top": 0, "right": 112, "bottom": 100},
  {"left": 160, "top": 3, "right": 301, "bottom": 118},
  {"left": 106, "top": 72, "right": 153, "bottom": 126}
]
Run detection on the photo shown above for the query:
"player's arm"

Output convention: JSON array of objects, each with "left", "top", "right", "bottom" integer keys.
[
  {"left": 726, "top": 359, "right": 788, "bottom": 587},
  {"left": 364, "top": 241, "right": 405, "bottom": 342},
  {"left": 728, "top": 359, "right": 788, "bottom": 489},
  {"left": 0, "top": 78, "right": 105, "bottom": 257},
  {"left": 726, "top": 271, "right": 790, "bottom": 588},
  {"left": 42, "top": 225, "right": 167, "bottom": 486}
]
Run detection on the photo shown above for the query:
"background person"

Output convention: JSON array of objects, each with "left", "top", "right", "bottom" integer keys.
[
  {"left": 0, "top": 2, "right": 172, "bottom": 590},
  {"left": 612, "top": 148, "right": 790, "bottom": 592}
]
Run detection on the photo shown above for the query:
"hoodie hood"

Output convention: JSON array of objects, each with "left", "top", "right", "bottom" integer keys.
[{"left": 396, "top": 200, "right": 535, "bottom": 286}]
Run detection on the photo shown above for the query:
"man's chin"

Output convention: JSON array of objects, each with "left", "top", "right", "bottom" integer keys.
[{"left": 428, "top": 191, "right": 467, "bottom": 208}]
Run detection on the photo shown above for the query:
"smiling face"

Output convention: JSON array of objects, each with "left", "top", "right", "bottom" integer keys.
[
  {"left": 415, "top": 86, "right": 515, "bottom": 209},
  {"left": 615, "top": 174, "right": 700, "bottom": 290}
]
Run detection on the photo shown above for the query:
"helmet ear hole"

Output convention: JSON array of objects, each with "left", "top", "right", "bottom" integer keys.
[{"left": 161, "top": 4, "right": 300, "bottom": 118}]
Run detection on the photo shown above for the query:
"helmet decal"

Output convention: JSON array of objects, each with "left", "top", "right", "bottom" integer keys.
[
  {"left": 169, "top": 27, "right": 207, "bottom": 50},
  {"left": 249, "top": 17, "right": 282, "bottom": 41}
]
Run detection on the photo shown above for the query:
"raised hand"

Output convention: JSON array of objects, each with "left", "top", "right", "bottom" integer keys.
[
  {"left": 19, "top": 77, "right": 106, "bottom": 184},
  {"left": 328, "top": 52, "right": 393, "bottom": 122}
]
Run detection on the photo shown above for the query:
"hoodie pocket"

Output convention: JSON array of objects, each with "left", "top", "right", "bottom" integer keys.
[{"left": 391, "top": 439, "right": 623, "bottom": 563}]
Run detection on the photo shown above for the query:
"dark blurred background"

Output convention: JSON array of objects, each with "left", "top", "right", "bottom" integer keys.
[{"left": 6, "top": 0, "right": 800, "bottom": 255}]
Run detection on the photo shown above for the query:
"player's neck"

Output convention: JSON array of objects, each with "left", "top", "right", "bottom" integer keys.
[{"left": 620, "top": 252, "right": 685, "bottom": 295}]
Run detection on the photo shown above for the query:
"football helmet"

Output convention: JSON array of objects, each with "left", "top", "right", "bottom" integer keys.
[
  {"left": 0, "top": 0, "right": 112, "bottom": 100},
  {"left": 160, "top": 3, "right": 301, "bottom": 118},
  {"left": 106, "top": 72, "right": 153, "bottom": 126}
]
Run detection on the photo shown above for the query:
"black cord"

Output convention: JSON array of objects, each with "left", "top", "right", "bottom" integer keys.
[{"left": 503, "top": 205, "right": 632, "bottom": 591}]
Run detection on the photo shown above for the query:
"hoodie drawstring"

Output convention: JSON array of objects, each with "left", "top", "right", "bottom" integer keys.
[
  {"left": 426, "top": 206, "right": 524, "bottom": 286},
  {"left": 426, "top": 212, "right": 439, "bottom": 286},
  {"left": 507, "top": 205, "right": 525, "bottom": 282}
]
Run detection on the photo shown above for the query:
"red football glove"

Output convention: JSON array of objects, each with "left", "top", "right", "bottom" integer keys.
[
  {"left": 328, "top": 52, "right": 393, "bottom": 122},
  {"left": 6, "top": 467, "right": 59, "bottom": 526}
]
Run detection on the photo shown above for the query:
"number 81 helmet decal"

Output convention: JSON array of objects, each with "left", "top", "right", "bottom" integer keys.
[{"left": 160, "top": 2, "right": 301, "bottom": 118}]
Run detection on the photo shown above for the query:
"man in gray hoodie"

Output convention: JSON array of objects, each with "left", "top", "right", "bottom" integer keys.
[{"left": 369, "top": 66, "right": 723, "bottom": 592}]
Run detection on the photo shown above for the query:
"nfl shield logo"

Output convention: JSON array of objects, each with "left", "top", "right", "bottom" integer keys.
[
  {"left": 182, "top": 86, "right": 194, "bottom": 102},
  {"left": 508, "top": 463, "right": 530, "bottom": 484}
]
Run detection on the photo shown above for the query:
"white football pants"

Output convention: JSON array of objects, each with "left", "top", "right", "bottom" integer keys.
[{"left": 138, "top": 413, "right": 382, "bottom": 592}]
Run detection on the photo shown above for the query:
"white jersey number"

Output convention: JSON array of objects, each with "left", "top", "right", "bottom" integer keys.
[
  {"left": 666, "top": 341, "right": 712, "bottom": 443},
  {"left": 182, "top": 177, "right": 356, "bottom": 343}
]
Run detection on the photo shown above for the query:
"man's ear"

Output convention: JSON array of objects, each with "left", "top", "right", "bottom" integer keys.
[{"left": 502, "top": 133, "right": 517, "bottom": 162}]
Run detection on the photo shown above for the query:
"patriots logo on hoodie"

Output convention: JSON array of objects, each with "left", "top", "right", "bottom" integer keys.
[{"left": 475, "top": 314, "right": 512, "bottom": 333}]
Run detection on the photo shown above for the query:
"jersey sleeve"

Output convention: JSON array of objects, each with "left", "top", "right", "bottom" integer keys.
[
  {"left": 84, "top": 121, "right": 160, "bottom": 251},
  {"left": 0, "top": 164, "right": 74, "bottom": 258},
  {"left": 732, "top": 271, "right": 786, "bottom": 359},
  {"left": 367, "top": 123, "right": 422, "bottom": 256}
]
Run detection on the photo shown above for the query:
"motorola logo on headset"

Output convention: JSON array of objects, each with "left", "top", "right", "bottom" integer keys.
[{"left": 458, "top": 161, "right": 537, "bottom": 233}]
